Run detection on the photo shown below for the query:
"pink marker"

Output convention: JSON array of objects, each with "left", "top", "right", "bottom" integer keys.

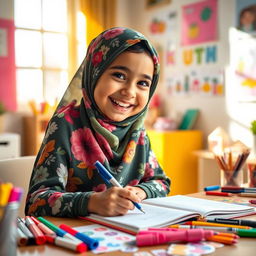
[
  {"left": 8, "top": 187, "right": 23, "bottom": 202},
  {"left": 136, "top": 229, "right": 214, "bottom": 247},
  {"left": 31, "top": 216, "right": 55, "bottom": 236}
]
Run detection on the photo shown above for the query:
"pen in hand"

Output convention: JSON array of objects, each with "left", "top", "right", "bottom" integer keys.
[{"left": 94, "top": 161, "right": 146, "bottom": 214}]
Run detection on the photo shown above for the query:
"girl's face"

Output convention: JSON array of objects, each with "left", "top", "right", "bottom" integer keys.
[{"left": 94, "top": 50, "right": 154, "bottom": 122}]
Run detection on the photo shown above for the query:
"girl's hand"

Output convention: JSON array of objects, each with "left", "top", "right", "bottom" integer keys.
[
  {"left": 88, "top": 186, "right": 141, "bottom": 216},
  {"left": 124, "top": 186, "right": 147, "bottom": 201}
]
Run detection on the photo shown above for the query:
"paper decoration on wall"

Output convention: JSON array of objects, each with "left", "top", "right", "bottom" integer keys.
[
  {"left": 0, "top": 28, "right": 7, "bottom": 57},
  {"left": 149, "top": 10, "right": 177, "bottom": 36},
  {"left": 0, "top": 18, "right": 16, "bottom": 111},
  {"left": 166, "top": 41, "right": 176, "bottom": 65},
  {"left": 166, "top": 68, "right": 224, "bottom": 96},
  {"left": 181, "top": 0, "right": 217, "bottom": 46},
  {"left": 229, "top": 28, "right": 256, "bottom": 101},
  {"left": 150, "top": 19, "right": 167, "bottom": 34},
  {"left": 182, "top": 44, "right": 217, "bottom": 65},
  {"left": 236, "top": 0, "right": 256, "bottom": 34}
]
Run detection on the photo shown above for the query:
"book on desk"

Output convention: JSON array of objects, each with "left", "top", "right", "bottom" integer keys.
[{"left": 81, "top": 195, "right": 256, "bottom": 234}]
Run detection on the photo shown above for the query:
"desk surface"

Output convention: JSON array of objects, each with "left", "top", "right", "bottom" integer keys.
[{"left": 17, "top": 193, "right": 256, "bottom": 256}]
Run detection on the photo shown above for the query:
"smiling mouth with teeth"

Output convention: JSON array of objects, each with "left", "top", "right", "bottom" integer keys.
[{"left": 110, "top": 97, "right": 134, "bottom": 108}]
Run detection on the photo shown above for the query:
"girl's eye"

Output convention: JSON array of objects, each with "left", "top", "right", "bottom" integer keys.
[
  {"left": 138, "top": 80, "right": 150, "bottom": 88},
  {"left": 112, "top": 72, "right": 125, "bottom": 80}
]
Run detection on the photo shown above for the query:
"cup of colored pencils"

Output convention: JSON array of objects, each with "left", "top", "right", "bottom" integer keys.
[{"left": 214, "top": 141, "right": 250, "bottom": 187}]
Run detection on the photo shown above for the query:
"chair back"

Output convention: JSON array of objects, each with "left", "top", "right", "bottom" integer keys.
[{"left": 0, "top": 156, "right": 36, "bottom": 217}]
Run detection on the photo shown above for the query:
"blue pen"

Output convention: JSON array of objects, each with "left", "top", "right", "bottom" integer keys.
[
  {"left": 204, "top": 185, "right": 221, "bottom": 191},
  {"left": 94, "top": 161, "right": 146, "bottom": 214}
]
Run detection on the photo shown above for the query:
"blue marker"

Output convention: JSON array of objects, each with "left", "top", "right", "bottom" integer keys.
[
  {"left": 59, "top": 224, "right": 99, "bottom": 250},
  {"left": 94, "top": 161, "right": 146, "bottom": 214},
  {"left": 204, "top": 185, "right": 221, "bottom": 191}
]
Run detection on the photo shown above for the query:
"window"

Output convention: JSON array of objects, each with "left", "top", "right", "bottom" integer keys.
[{"left": 14, "top": 0, "right": 86, "bottom": 111}]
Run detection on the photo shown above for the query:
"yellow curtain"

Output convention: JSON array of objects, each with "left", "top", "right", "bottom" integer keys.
[{"left": 80, "top": 0, "right": 117, "bottom": 45}]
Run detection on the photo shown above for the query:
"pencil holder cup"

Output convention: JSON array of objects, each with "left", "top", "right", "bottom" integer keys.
[
  {"left": 222, "top": 169, "right": 243, "bottom": 187},
  {"left": 248, "top": 161, "right": 256, "bottom": 187},
  {"left": 0, "top": 203, "right": 19, "bottom": 256}
]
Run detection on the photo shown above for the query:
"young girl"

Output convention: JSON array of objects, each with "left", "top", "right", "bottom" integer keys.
[{"left": 25, "top": 27, "right": 171, "bottom": 217}]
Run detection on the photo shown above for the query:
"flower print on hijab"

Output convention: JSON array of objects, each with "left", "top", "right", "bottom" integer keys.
[{"left": 25, "top": 27, "right": 170, "bottom": 218}]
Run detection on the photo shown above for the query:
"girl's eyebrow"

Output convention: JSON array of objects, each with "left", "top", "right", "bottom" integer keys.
[{"left": 109, "top": 65, "right": 153, "bottom": 81}]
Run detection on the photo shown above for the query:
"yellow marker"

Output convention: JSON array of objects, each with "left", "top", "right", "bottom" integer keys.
[{"left": 0, "top": 183, "right": 13, "bottom": 219}]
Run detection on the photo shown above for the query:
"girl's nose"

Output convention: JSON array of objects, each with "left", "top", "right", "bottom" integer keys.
[{"left": 120, "top": 83, "right": 136, "bottom": 98}]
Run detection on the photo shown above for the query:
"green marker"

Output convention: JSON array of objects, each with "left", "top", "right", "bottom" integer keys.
[
  {"left": 237, "top": 228, "right": 256, "bottom": 237},
  {"left": 37, "top": 217, "right": 78, "bottom": 241}
]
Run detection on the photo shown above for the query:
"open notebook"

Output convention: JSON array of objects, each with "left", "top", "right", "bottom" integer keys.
[{"left": 81, "top": 195, "right": 256, "bottom": 234}]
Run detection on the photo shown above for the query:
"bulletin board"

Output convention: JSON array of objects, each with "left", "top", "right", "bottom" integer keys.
[
  {"left": 0, "top": 18, "right": 16, "bottom": 111},
  {"left": 146, "top": 0, "right": 222, "bottom": 98}
]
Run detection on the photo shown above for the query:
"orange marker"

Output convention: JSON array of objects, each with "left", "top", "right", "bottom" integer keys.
[
  {"left": 217, "top": 232, "right": 239, "bottom": 239},
  {"left": 207, "top": 234, "right": 238, "bottom": 245}
]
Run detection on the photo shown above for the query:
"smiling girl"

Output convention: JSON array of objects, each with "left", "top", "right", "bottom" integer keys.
[{"left": 25, "top": 27, "right": 170, "bottom": 217}]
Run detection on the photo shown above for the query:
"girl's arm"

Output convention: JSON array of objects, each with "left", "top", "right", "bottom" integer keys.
[
  {"left": 25, "top": 148, "right": 93, "bottom": 217},
  {"left": 25, "top": 115, "right": 92, "bottom": 217}
]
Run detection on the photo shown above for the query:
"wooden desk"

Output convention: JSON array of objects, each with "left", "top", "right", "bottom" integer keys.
[{"left": 17, "top": 193, "right": 256, "bottom": 255}]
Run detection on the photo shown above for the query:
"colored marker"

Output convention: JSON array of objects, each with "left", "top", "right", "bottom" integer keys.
[
  {"left": 94, "top": 161, "right": 145, "bottom": 214},
  {"left": 25, "top": 216, "right": 46, "bottom": 245},
  {"left": 170, "top": 224, "right": 239, "bottom": 236},
  {"left": 17, "top": 227, "right": 28, "bottom": 246},
  {"left": 17, "top": 217, "right": 35, "bottom": 244},
  {"left": 249, "top": 200, "right": 256, "bottom": 204},
  {"left": 8, "top": 187, "right": 23, "bottom": 203},
  {"left": 205, "top": 191, "right": 232, "bottom": 196},
  {"left": 45, "top": 235, "right": 87, "bottom": 253},
  {"left": 59, "top": 224, "right": 99, "bottom": 250},
  {"left": 0, "top": 183, "right": 13, "bottom": 219},
  {"left": 185, "top": 221, "right": 251, "bottom": 229},
  {"left": 37, "top": 217, "right": 81, "bottom": 242},
  {"left": 207, "top": 218, "right": 256, "bottom": 228},
  {"left": 206, "top": 234, "right": 237, "bottom": 245},
  {"left": 238, "top": 193, "right": 256, "bottom": 197},
  {"left": 30, "top": 216, "right": 55, "bottom": 236},
  {"left": 204, "top": 185, "right": 220, "bottom": 191},
  {"left": 136, "top": 228, "right": 214, "bottom": 246}
]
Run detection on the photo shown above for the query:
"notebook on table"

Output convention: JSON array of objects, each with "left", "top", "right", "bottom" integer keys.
[{"left": 81, "top": 195, "right": 256, "bottom": 234}]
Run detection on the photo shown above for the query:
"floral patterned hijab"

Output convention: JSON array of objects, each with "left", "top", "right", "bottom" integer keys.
[
  {"left": 26, "top": 27, "right": 170, "bottom": 217},
  {"left": 51, "top": 27, "right": 160, "bottom": 171},
  {"left": 33, "top": 27, "right": 162, "bottom": 191}
]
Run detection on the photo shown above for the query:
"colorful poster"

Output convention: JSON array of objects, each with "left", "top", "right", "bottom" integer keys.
[
  {"left": 181, "top": 0, "right": 218, "bottom": 46},
  {"left": 166, "top": 67, "right": 224, "bottom": 96},
  {"left": 229, "top": 28, "right": 256, "bottom": 102},
  {"left": 149, "top": 10, "right": 178, "bottom": 36},
  {"left": 0, "top": 18, "right": 16, "bottom": 111},
  {"left": 236, "top": 0, "right": 256, "bottom": 34}
]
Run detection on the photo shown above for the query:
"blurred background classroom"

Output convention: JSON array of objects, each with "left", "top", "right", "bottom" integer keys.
[{"left": 1, "top": 0, "right": 256, "bottom": 201}]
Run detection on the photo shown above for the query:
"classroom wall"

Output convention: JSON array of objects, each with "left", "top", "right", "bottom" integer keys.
[
  {"left": 116, "top": 0, "right": 256, "bottom": 149},
  {"left": 0, "top": 0, "right": 23, "bottom": 138},
  {"left": 1, "top": 0, "right": 255, "bottom": 152}
]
